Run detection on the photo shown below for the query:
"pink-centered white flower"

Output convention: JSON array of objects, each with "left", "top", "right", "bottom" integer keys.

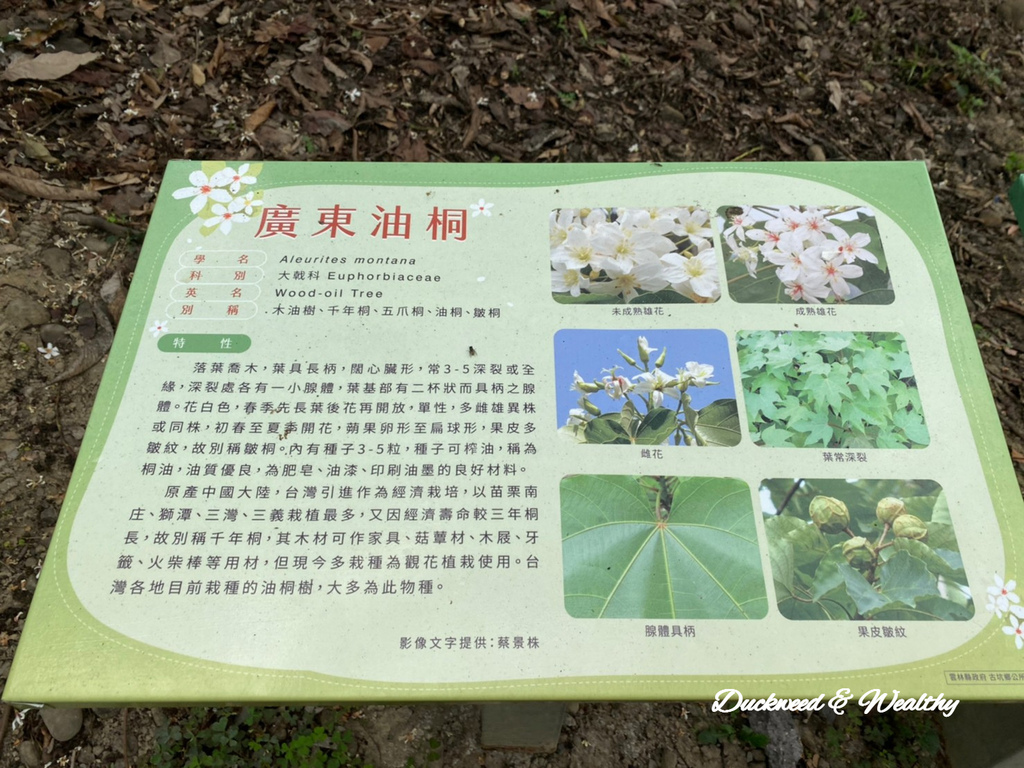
[
  {"left": 988, "top": 574, "right": 1020, "bottom": 618},
  {"left": 819, "top": 252, "right": 863, "bottom": 298},
  {"left": 782, "top": 271, "right": 831, "bottom": 304},
  {"left": 1004, "top": 608, "right": 1024, "bottom": 650},
  {"left": 471, "top": 199, "right": 494, "bottom": 217},
  {"left": 172, "top": 170, "right": 233, "bottom": 215},
  {"left": 721, "top": 206, "right": 754, "bottom": 241},
  {"left": 601, "top": 369, "right": 633, "bottom": 400},
  {"left": 202, "top": 197, "right": 250, "bottom": 234},
  {"left": 833, "top": 231, "right": 876, "bottom": 264},
  {"left": 210, "top": 163, "right": 257, "bottom": 194},
  {"left": 149, "top": 319, "right": 170, "bottom": 337}
]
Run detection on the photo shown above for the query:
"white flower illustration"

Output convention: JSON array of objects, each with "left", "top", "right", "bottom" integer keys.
[
  {"left": 210, "top": 163, "right": 257, "bottom": 194},
  {"left": 37, "top": 343, "right": 60, "bottom": 359},
  {"left": 149, "top": 319, "right": 170, "bottom": 338},
  {"left": 470, "top": 199, "right": 494, "bottom": 217},
  {"left": 987, "top": 573, "right": 1020, "bottom": 618},
  {"left": 1003, "top": 607, "right": 1024, "bottom": 650},
  {"left": 171, "top": 170, "right": 232, "bottom": 215}
]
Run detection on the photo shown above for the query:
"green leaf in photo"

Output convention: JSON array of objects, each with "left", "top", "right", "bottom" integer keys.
[{"left": 561, "top": 475, "right": 767, "bottom": 619}]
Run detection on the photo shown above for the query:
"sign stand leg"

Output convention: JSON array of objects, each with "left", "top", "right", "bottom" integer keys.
[
  {"left": 480, "top": 702, "right": 566, "bottom": 752},
  {"left": 942, "top": 702, "right": 1024, "bottom": 768}
]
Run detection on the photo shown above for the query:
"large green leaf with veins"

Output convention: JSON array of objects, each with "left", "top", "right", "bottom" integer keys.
[{"left": 561, "top": 475, "right": 767, "bottom": 619}]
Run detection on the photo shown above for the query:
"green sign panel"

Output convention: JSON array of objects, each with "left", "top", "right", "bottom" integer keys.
[{"left": 4, "top": 162, "right": 1022, "bottom": 706}]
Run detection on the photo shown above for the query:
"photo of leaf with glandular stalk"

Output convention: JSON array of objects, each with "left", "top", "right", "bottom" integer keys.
[
  {"left": 717, "top": 205, "right": 892, "bottom": 305},
  {"left": 550, "top": 206, "right": 720, "bottom": 304},
  {"left": 561, "top": 475, "right": 768, "bottom": 619},
  {"left": 737, "top": 330, "right": 929, "bottom": 449},
  {"left": 761, "top": 478, "right": 972, "bottom": 621},
  {"left": 556, "top": 330, "right": 741, "bottom": 447}
]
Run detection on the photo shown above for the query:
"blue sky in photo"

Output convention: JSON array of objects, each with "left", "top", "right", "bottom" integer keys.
[{"left": 553, "top": 328, "right": 737, "bottom": 429}]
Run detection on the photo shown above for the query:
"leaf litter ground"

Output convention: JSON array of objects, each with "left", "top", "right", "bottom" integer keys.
[{"left": 2, "top": 0, "right": 1024, "bottom": 765}]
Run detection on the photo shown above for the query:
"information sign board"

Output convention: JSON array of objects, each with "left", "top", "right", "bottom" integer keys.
[{"left": 5, "top": 162, "right": 1023, "bottom": 706}]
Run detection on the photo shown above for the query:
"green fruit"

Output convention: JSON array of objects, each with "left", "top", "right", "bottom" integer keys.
[
  {"left": 893, "top": 514, "right": 928, "bottom": 541},
  {"left": 875, "top": 497, "right": 906, "bottom": 526},
  {"left": 809, "top": 495, "right": 850, "bottom": 534},
  {"left": 843, "top": 537, "right": 874, "bottom": 569}
]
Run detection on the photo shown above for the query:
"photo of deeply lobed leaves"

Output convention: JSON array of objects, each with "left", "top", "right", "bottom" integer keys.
[
  {"left": 762, "top": 478, "right": 972, "bottom": 621},
  {"left": 555, "top": 329, "right": 741, "bottom": 447},
  {"left": 717, "top": 205, "right": 893, "bottom": 305},
  {"left": 561, "top": 475, "right": 767, "bottom": 619},
  {"left": 737, "top": 330, "right": 930, "bottom": 449},
  {"left": 550, "top": 206, "right": 720, "bottom": 304}
]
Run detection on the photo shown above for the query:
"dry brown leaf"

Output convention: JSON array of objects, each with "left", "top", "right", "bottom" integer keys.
[
  {"left": 22, "top": 136, "right": 59, "bottom": 164},
  {"left": 504, "top": 2, "right": 533, "bottom": 21},
  {"left": 365, "top": 37, "right": 390, "bottom": 54},
  {"left": 348, "top": 50, "right": 373, "bottom": 74},
  {"left": 0, "top": 168, "right": 100, "bottom": 201},
  {"left": 503, "top": 85, "right": 544, "bottom": 110},
  {"left": 244, "top": 100, "right": 276, "bottom": 133},
  {"left": 216, "top": 5, "right": 231, "bottom": 24},
  {"left": 191, "top": 62, "right": 206, "bottom": 87},
  {"left": 302, "top": 110, "right": 352, "bottom": 136},
  {"left": 207, "top": 38, "right": 226, "bottom": 77},
  {"left": 183, "top": 0, "right": 225, "bottom": 18},
  {"left": 3, "top": 51, "right": 101, "bottom": 82},
  {"left": 131, "top": 0, "right": 157, "bottom": 11}
]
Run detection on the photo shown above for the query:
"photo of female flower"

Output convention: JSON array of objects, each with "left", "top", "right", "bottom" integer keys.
[
  {"left": 717, "top": 205, "right": 893, "bottom": 304},
  {"left": 761, "top": 478, "right": 972, "bottom": 621},
  {"left": 561, "top": 474, "right": 767, "bottom": 619},
  {"left": 736, "top": 330, "right": 929, "bottom": 449},
  {"left": 550, "top": 207, "right": 720, "bottom": 304},
  {"left": 555, "top": 329, "right": 740, "bottom": 446}
]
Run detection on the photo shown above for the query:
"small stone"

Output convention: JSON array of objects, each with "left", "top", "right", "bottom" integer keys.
[
  {"left": 38, "top": 505, "right": 59, "bottom": 527},
  {"left": 747, "top": 712, "right": 802, "bottom": 768},
  {"left": 17, "top": 740, "right": 44, "bottom": 768},
  {"left": 662, "top": 747, "right": 679, "bottom": 768},
  {"left": 91, "top": 707, "right": 121, "bottom": 719},
  {"left": 41, "top": 707, "right": 84, "bottom": 741},
  {"left": 567, "top": 702, "right": 580, "bottom": 715},
  {"left": 5, "top": 296, "right": 50, "bottom": 330},
  {"left": 40, "top": 324, "right": 68, "bottom": 346},
  {"left": 83, "top": 236, "right": 113, "bottom": 256},
  {"left": 807, "top": 144, "right": 827, "bottom": 162},
  {"left": 78, "top": 747, "right": 95, "bottom": 765},
  {"left": 732, "top": 12, "right": 755, "bottom": 37},
  {"left": 38, "top": 247, "right": 71, "bottom": 276}
]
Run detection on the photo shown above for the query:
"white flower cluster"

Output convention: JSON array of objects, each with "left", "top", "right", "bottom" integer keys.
[
  {"left": 171, "top": 164, "right": 264, "bottom": 234},
  {"left": 565, "top": 335, "right": 716, "bottom": 427},
  {"left": 551, "top": 207, "right": 720, "bottom": 303},
  {"left": 721, "top": 205, "right": 877, "bottom": 304},
  {"left": 989, "top": 574, "right": 1024, "bottom": 649}
]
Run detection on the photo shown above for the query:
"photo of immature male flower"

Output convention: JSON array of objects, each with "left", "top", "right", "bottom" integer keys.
[
  {"left": 555, "top": 329, "right": 741, "bottom": 446},
  {"left": 717, "top": 205, "right": 893, "bottom": 305},
  {"left": 551, "top": 207, "right": 720, "bottom": 304}
]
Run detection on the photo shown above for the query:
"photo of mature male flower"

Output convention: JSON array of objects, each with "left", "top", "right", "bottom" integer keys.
[
  {"left": 550, "top": 206, "right": 720, "bottom": 304},
  {"left": 718, "top": 205, "right": 892, "bottom": 305}
]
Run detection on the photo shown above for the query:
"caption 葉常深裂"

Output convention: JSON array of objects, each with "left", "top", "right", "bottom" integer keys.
[{"left": 712, "top": 688, "right": 959, "bottom": 717}]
